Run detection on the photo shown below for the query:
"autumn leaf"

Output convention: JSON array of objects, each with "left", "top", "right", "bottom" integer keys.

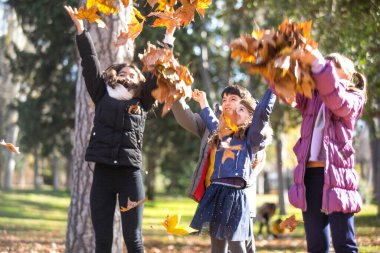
[
  {"left": 139, "top": 42, "right": 193, "bottom": 116},
  {"left": 86, "top": 0, "right": 119, "bottom": 15},
  {"left": 148, "top": 10, "right": 181, "bottom": 33},
  {"left": 121, "top": 0, "right": 130, "bottom": 8},
  {"left": 0, "top": 140, "right": 20, "bottom": 154},
  {"left": 162, "top": 214, "right": 198, "bottom": 236},
  {"left": 75, "top": 6, "right": 106, "bottom": 28},
  {"left": 114, "top": 8, "right": 145, "bottom": 47},
  {"left": 175, "top": 3, "right": 196, "bottom": 26},
  {"left": 194, "top": 0, "right": 212, "bottom": 17},
  {"left": 147, "top": 0, "right": 158, "bottom": 8},
  {"left": 230, "top": 18, "right": 318, "bottom": 105},
  {"left": 279, "top": 214, "right": 303, "bottom": 232},
  {"left": 120, "top": 197, "right": 147, "bottom": 212}
]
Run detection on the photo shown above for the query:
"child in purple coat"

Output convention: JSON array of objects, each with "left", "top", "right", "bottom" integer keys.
[{"left": 272, "top": 46, "right": 367, "bottom": 253}]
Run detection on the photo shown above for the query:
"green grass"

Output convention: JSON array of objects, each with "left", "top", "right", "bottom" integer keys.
[{"left": 0, "top": 189, "right": 379, "bottom": 252}]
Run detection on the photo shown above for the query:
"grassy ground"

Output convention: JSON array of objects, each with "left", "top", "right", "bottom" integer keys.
[{"left": 0, "top": 190, "right": 379, "bottom": 252}]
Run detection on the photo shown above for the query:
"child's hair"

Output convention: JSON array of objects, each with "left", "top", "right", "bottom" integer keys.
[
  {"left": 221, "top": 84, "right": 253, "bottom": 100},
  {"left": 325, "top": 53, "right": 367, "bottom": 101},
  {"left": 102, "top": 63, "right": 146, "bottom": 91}
]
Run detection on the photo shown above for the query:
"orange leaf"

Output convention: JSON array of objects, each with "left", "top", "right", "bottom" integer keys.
[
  {"left": 121, "top": 0, "right": 130, "bottom": 8},
  {"left": 149, "top": 10, "right": 181, "bottom": 33},
  {"left": 220, "top": 144, "right": 242, "bottom": 164},
  {"left": 133, "top": 7, "right": 146, "bottom": 21},
  {"left": 175, "top": 4, "right": 195, "bottom": 26},
  {"left": 0, "top": 140, "right": 20, "bottom": 154},
  {"left": 279, "top": 214, "right": 302, "bottom": 232},
  {"left": 120, "top": 197, "right": 147, "bottom": 212}
]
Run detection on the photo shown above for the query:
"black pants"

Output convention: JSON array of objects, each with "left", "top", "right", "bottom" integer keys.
[
  {"left": 302, "top": 167, "right": 358, "bottom": 253},
  {"left": 90, "top": 163, "right": 145, "bottom": 253}
]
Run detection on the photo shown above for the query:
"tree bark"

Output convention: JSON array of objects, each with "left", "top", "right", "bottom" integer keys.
[
  {"left": 65, "top": 2, "right": 134, "bottom": 252},
  {"left": 52, "top": 152, "right": 60, "bottom": 191},
  {"left": 275, "top": 134, "right": 287, "bottom": 215},
  {"left": 0, "top": 5, "right": 23, "bottom": 190},
  {"left": 33, "top": 146, "right": 42, "bottom": 190}
]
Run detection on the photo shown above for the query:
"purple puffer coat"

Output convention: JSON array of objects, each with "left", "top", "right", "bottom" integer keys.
[{"left": 287, "top": 61, "right": 365, "bottom": 214}]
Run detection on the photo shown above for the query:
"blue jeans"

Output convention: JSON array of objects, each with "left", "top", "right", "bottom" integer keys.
[
  {"left": 90, "top": 163, "right": 145, "bottom": 253},
  {"left": 302, "top": 168, "right": 358, "bottom": 253}
]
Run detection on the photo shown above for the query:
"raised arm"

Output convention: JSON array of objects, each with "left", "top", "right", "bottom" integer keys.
[
  {"left": 65, "top": 5, "right": 106, "bottom": 103},
  {"left": 314, "top": 62, "right": 365, "bottom": 119},
  {"left": 247, "top": 88, "right": 276, "bottom": 153},
  {"left": 171, "top": 98, "right": 207, "bottom": 138},
  {"left": 193, "top": 89, "right": 219, "bottom": 133}
]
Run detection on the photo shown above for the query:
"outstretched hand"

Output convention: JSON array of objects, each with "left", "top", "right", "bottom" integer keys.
[
  {"left": 192, "top": 89, "right": 209, "bottom": 109},
  {"left": 64, "top": 5, "right": 84, "bottom": 34}
]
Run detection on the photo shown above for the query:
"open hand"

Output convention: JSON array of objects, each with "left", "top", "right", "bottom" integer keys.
[
  {"left": 192, "top": 89, "right": 209, "bottom": 109},
  {"left": 64, "top": 5, "right": 84, "bottom": 34}
]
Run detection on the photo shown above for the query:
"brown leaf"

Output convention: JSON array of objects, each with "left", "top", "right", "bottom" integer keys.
[
  {"left": 279, "top": 214, "right": 302, "bottom": 232},
  {"left": 148, "top": 10, "right": 181, "bottom": 33},
  {"left": 120, "top": 197, "right": 147, "bottom": 212}
]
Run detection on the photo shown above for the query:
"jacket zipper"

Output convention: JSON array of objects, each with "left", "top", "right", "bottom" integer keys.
[{"left": 302, "top": 97, "right": 319, "bottom": 211}]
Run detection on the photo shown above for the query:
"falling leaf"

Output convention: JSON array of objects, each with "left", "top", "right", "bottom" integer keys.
[
  {"left": 0, "top": 140, "right": 20, "bottom": 154},
  {"left": 148, "top": 10, "right": 181, "bottom": 33},
  {"left": 162, "top": 214, "right": 198, "bottom": 236},
  {"left": 279, "top": 214, "right": 302, "bottom": 232},
  {"left": 86, "top": 0, "right": 119, "bottom": 15},
  {"left": 175, "top": 3, "right": 196, "bottom": 26},
  {"left": 75, "top": 5, "right": 106, "bottom": 28},
  {"left": 194, "top": 0, "right": 212, "bottom": 17},
  {"left": 121, "top": 0, "right": 130, "bottom": 8},
  {"left": 114, "top": 8, "right": 145, "bottom": 47},
  {"left": 120, "top": 197, "right": 147, "bottom": 212},
  {"left": 230, "top": 18, "right": 318, "bottom": 105},
  {"left": 139, "top": 42, "right": 193, "bottom": 117}
]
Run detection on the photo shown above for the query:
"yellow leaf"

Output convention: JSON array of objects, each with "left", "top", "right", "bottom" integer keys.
[
  {"left": 162, "top": 214, "right": 198, "bottom": 236},
  {"left": 251, "top": 29, "right": 263, "bottom": 40},
  {"left": 75, "top": 6, "right": 106, "bottom": 28},
  {"left": 87, "top": 0, "right": 119, "bottom": 15}
]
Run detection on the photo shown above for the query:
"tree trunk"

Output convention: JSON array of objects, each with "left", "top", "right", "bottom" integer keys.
[
  {"left": 0, "top": 5, "right": 23, "bottom": 190},
  {"left": 275, "top": 134, "right": 287, "bottom": 215},
  {"left": 33, "top": 146, "right": 42, "bottom": 190},
  {"left": 65, "top": 154, "right": 72, "bottom": 191},
  {"left": 146, "top": 152, "right": 157, "bottom": 201},
  {"left": 52, "top": 152, "right": 60, "bottom": 191},
  {"left": 3, "top": 112, "right": 19, "bottom": 190},
  {"left": 65, "top": 2, "right": 134, "bottom": 252}
]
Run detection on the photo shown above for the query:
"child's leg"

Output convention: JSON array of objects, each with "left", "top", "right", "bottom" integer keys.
[
  {"left": 90, "top": 164, "right": 117, "bottom": 253},
  {"left": 302, "top": 168, "right": 330, "bottom": 253},
  {"left": 329, "top": 212, "right": 358, "bottom": 253},
  {"left": 211, "top": 237, "right": 228, "bottom": 253},
  {"left": 228, "top": 240, "right": 247, "bottom": 253},
  {"left": 118, "top": 169, "right": 145, "bottom": 253}
]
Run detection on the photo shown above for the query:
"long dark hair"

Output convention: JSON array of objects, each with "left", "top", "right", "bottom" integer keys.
[{"left": 102, "top": 63, "right": 146, "bottom": 92}]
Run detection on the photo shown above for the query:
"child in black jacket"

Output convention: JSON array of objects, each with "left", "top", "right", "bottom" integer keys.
[{"left": 65, "top": 5, "right": 174, "bottom": 253}]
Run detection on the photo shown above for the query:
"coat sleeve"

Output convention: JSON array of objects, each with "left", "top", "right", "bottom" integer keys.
[
  {"left": 314, "top": 61, "right": 365, "bottom": 119},
  {"left": 198, "top": 107, "right": 219, "bottom": 134},
  {"left": 140, "top": 74, "right": 157, "bottom": 111},
  {"left": 171, "top": 98, "right": 207, "bottom": 138},
  {"left": 75, "top": 31, "right": 106, "bottom": 104},
  {"left": 247, "top": 88, "right": 276, "bottom": 153}
]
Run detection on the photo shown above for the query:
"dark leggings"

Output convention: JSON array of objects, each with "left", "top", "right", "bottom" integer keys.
[
  {"left": 302, "top": 167, "right": 358, "bottom": 253},
  {"left": 90, "top": 163, "right": 145, "bottom": 253}
]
